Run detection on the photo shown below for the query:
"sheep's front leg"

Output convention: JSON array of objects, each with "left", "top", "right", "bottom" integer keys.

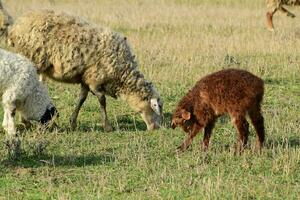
[
  {"left": 94, "top": 92, "right": 113, "bottom": 132},
  {"left": 279, "top": 6, "right": 296, "bottom": 18},
  {"left": 2, "top": 104, "right": 21, "bottom": 158},
  {"left": 70, "top": 84, "right": 89, "bottom": 130}
]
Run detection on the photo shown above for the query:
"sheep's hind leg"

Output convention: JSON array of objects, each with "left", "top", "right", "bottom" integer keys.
[
  {"left": 94, "top": 92, "right": 113, "bottom": 132},
  {"left": 2, "top": 103, "right": 21, "bottom": 159},
  {"left": 70, "top": 84, "right": 89, "bottom": 130},
  {"left": 266, "top": 10, "right": 276, "bottom": 31}
]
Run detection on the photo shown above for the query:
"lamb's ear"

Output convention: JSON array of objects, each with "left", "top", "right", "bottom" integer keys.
[
  {"left": 150, "top": 98, "right": 160, "bottom": 115},
  {"left": 181, "top": 110, "right": 191, "bottom": 120}
]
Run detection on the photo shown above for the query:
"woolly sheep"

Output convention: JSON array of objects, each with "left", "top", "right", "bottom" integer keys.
[
  {"left": 0, "top": 5, "right": 163, "bottom": 131},
  {"left": 0, "top": 48, "right": 57, "bottom": 158},
  {"left": 266, "top": 0, "right": 300, "bottom": 31},
  {"left": 171, "top": 69, "right": 265, "bottom": 153}
]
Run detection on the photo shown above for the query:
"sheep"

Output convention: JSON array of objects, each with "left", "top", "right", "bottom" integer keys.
[
  {"left": 0, "top": 48, "right": 57, "bottom": 158},
  {"left": 171, "top": 69, "right": 265, "bottom": 153},
  {"left": 266, "top": 0, "right": 300, "bottom": 31},
  {"left": 0, "top": 5, "right": 163, "bottom": 131}
]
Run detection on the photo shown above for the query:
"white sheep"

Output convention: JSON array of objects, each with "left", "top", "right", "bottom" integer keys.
[
  {"left": 0, "top": 5, "right": 163, "bottom": 131},
  {"left": 0, "top": 48, "right": 57, "bottom": 157}
]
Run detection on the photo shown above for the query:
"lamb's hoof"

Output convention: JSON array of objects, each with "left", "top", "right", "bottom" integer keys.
[
  {"left": 4, "top": 138, "right": 21, "bottom": 159},
  {"left": 176, "top": 145, "right": 186, "bottom": 154}
]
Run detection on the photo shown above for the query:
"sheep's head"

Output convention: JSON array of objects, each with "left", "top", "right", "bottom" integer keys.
[
  {"left": 39, "top": 106, "right": 59, "bottom": 125},
  {"left": 171, "top": 109, "right": 195, "bottom": 133},
  {"left": 140, "top": 97, "right": 163, "bottom": 130},
  {"left": 21, "top": 81, "right": 58, "bottom": 126},
  {"left": 0, "top": 1, "right": 13, "bottom": 41}
]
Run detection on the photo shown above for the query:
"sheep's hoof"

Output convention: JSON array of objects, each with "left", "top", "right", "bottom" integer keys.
[
  {"left": 69, "top": 119, "right": 77, "bottom": 131},
  {"left": 267, "top": 27, "right": 275, "bottom": 32},
  {"left": 33, "top": 140, "right": 49, "bottom": 156},
  {"left": 288, "top": 13, "right": 296, "bottom": 18},
  {"left": 4, "top": 138, "right": 21, "bottom": 159},
  {"left": 103, "top": 123, "right": 113, "bottom": 132}
]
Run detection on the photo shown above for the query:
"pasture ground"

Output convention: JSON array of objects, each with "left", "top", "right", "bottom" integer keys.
[{"left": 0, "top": 0, "right": 300, "bottom": 199}]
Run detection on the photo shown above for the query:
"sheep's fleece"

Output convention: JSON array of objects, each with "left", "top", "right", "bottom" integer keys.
[
  {"left": 7, "top": 10, "right": 163, "bottom": 130},
  {"left": 0, "top": 48, "right": 54, "bottom": 128}
]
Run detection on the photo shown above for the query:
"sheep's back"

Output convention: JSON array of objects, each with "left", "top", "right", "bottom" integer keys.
[
  {"left": 8, "top": 10, "right": 132, "bottom": 84},
  {"left": 0, "top": 49, "right": 37, "bottom": 100}
]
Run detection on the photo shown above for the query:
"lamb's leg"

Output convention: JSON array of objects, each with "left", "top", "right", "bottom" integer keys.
[
  {"left": 93, "top": 92, "right": 113, "bottom": 132},
  {"left": 248, "top": 106, "right": 265, "bottom": 151},
  {"left": 178, "top": 124, "right": 201, "bottom": 152},
  {"left": 231, "top": 115, "right": 249, "bottom": 153},
  {"left": 202, "top": 119, "right": 216, "bottom": 151},
  {"left": 2, "top": 103, "right": 21, "bottom": 159},
  {"left": 70, "top": 84, "right": 89, "bottom": 130}
]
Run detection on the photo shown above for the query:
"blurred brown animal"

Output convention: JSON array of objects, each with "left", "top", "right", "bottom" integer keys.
[
  {"left": 266, "top": 0, "right": 300, "bottom": 31},
  {"left": 171, "top": 69, "right": 265, "bottom": 153}
]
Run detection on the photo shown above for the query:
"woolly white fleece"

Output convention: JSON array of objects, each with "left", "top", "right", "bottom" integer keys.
[{"left": 0, "top": 48, "right": 54, "bottom": 138}]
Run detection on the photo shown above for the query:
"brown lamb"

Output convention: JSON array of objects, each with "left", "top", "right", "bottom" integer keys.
[{"left": 171, "top": 69, "right": 265, "bottom": 153}]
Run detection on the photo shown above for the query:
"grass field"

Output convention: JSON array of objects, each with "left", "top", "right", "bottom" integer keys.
[{"left": 0, "top": 0, "right": 300, "bottom": 199}]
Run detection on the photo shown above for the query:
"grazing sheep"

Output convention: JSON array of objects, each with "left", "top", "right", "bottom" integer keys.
[
  {"left": 0, "top": 48, "right": 57, "bottom": 158},
  {"left": 266, "top": 0, "right": 300, "bottom": 31},
  {"left": 0, "top": 5, "right": 163, "bottom": 131},
  {"left": 171, "top": 69, "right": 265, "bottom": 153}
]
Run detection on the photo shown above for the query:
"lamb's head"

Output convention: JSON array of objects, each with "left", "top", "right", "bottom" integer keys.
[
  {"left": 21, "top": 82, "right": 58, "bottom": 125},
  {"left": 0, "top": 1, "right": 13, "bottom": 41},
  {"left": 171, "top": 109, "right": 196, "bottom": 133}
]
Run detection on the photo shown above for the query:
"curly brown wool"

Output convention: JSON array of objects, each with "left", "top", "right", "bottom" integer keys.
[{"left": 172, "top": 69, "right": 265, "bottom": 153}]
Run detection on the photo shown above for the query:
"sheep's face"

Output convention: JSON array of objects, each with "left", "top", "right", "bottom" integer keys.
[
  {"left": 141, "top": 98, "right": 163, "bottom": 130},
  {"left": 39, "top": 106, "right": 59, "bottom": 125},
  {"left": 171, "top": 109, "right": 194, "bottom": 133}
]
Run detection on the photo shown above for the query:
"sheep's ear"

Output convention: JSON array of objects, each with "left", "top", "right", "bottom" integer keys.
[
  {"left": 150, "top": 98, "right": 160, "bottom": 115},
  {"left": 181, "top": 110, "right": 191, "bottom": 120}
]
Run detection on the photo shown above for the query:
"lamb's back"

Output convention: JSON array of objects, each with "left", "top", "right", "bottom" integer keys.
[{"left": 194, "top": 69, "right": 264, "bottom": 112}]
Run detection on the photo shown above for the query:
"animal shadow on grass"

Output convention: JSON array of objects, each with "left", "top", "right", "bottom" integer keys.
[
  {"left": 1, "top": 148, "right": 116, "bottom": 168},
  {"left": 265, "top": 136, "right": 300, "bottom": 149},
  {"left": 60, "top": 114, "right": 148, "bottom": 132}
]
